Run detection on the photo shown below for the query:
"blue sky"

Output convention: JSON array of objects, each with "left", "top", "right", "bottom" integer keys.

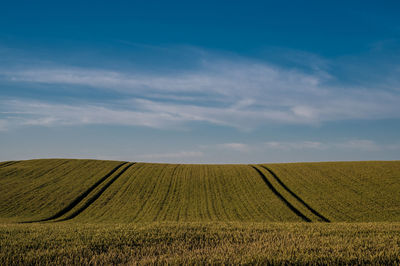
[{"left": 1, "top": 1, "right": 400, "bottom": 163}]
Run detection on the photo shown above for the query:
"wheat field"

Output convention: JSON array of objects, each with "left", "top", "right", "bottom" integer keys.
[{"left": 1, "top": 159, "right": 399, "bottom": 264}]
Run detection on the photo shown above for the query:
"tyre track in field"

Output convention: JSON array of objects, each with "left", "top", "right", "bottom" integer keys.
[
  {"left": 4, "top": 160, "right": 69, "bottom": 182},
  {"left": 22, "top": 162, "right": 129, "bottom": 223},
  {"left": 251, "top": 165, "right": 312, "bottom": 222},
  {"left": 58, "top": 162, "right": 135, "bottom": 221},
  {"left": 152, "top": 164, "right": 180, "bottom": 221},
  {"left": 131, "top": 164, "right": 170, "bottom": 222},
  {"left": 0, "top": 161, "right": 18, "bottom": 169},
  {"left": 260, "top": 165, "right": 330, "bottom": 222}
]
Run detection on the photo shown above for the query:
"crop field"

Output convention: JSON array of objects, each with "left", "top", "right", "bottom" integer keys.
[
  {"left": 0, "top": 159, "right": 399, "bottom": 264},
  {"left": 0, "top": 159, "right": 124, "bottom": 223},
  {"left": 263, "top": 161, "right": 400, "bottom": 222},
  {"left": 1, "top": 222, "right": 400, "bottom": 265}
]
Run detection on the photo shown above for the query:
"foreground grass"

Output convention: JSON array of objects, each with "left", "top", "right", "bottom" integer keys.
[{"left": 1, "top": 222, "right": 399, "bottom": 265}]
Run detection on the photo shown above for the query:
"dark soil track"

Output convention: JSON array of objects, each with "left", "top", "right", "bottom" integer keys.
[
  {"left": 260, "top": 165, "right": 330, "bottom": 222},
  {"left": 0, "top": 161, "right": 18, "bottom": 169},
  {"left": 59, "top": 163, "right": 135, "bottom": 221},
  {"left": 2, "top": 160, "right": 399, "bottom": 223},
  {"left": 251, "top": 166, "right": 312, "bottom": 222},
  {"left": 22, "top": 162, "right": 128, "bottom": 223}
]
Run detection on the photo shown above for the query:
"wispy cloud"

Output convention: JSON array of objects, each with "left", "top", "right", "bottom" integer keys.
[
  {"left": 137, "top": 151, "right": 203, "bottom": 160},
  {"left": 0, "top": 100, "right": 189, "bottom": 129},
  {"left": 0, "top": 97, "right": 321, "bottom": 131},
  {"left": 212, "top": 139, "right": 400, "bottom": 153},
  {"left": 1, "top": 52, "right": 400, "bottom": 131},
  {"left": 335, "top": 139, "right": 382, "bottom": 151},
  {"left": 263, "top": 139, "right": 398, "bottom": 152},
  {"left": 264, "top": 141, "right": 325, "bottom": 150},
  {"left": 217, "top": 143, "right": 250, "bottom": 152},
  {"left": 0, "top": 120, "right": 8, "bottom": 131}
]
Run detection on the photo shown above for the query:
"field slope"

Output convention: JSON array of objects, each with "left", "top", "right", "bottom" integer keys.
[
  {"left": 0, "top": 159, "right": 125, "bottom": 223},
  {"left": 0, "top": 159, "right": 399, "bottom": 223},
  {"left": 264, "top": 161, "right": 400, "bottom": 222},
  {"left": 1, "top": 159, "right": 400, "bottom": 264},
  {"left": 70, "top": 163, "right": 302, "bottom": 222}
]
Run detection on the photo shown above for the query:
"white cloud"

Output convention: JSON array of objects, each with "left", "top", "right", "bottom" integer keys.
[
  {"left": 0, "top": 98, "right": 319, "bottom": 131},
  {"left": 0, "top": 120, "right": 8, "bottom": 131},
  {"left": 262, "top": 139, "right": 397, "bottom": 152},
  {"left": 194, "top": 139, "right": 400, "bottom": 162},
  {"left": 138, "top": 151, "right": 203, "bottom": 160},
  {"left": 0, "top": 100, "right": 191, "bottom": 129},
  {"left": 217, "top": 143, "right": 250, "bottom": 152},
  {"left": 335, "top": 139, "right": 381, "bottom": 151},
  {"left": 264, "top": 141, "right": 325, "bottom": 150},
  {"left": 3, "top": 61, "right": 324, "bottom": 101},
  {"left": 291, "top": 106, "right": 317, "bottom": 120},
  {"left": 1, "top": 53, "right": 400, "bottom": 130}
]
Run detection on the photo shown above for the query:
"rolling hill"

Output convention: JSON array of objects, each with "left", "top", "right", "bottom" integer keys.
[{"left": 0, "top": 159, "right": 399, "bottom": 223}]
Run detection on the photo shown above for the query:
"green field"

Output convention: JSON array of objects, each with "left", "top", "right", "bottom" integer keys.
[{"left": 1, "top": 159, "right": 399, "bottom": 264}]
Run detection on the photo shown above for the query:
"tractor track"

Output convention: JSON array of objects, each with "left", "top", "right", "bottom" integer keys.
[
  {"left": 251, "top": 165, "right": 311, "bottom": 222},
  {"left": 58, "top": 162, "right": 135, "bottom": 221},
  {"left": 260, "top": 165, "right": 330, "bottom": 222},
  {"left": 0, "top": 161, "right": 19, "bottom": 169},
  {"left": 21, "top": 162, "right": 129, "bottom": 223}
]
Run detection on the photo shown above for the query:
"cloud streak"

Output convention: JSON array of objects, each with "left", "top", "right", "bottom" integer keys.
[
  {"left": 264, "top": 141, "right": 326, "bottom": 150},
  {"left": 217, "top": 143, "right": 251, "bottom": 152},
  {"left": 1, "top": 53, "right": 400, "bottom": 130},
  {"left": 137, "top": 151, "right": 204, "bottom": 160},
  {"left": 214, "top": 140, "right": 400, "bottom": 152}
]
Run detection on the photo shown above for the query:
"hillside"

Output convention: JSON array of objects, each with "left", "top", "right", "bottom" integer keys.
[
  {"left": 0, "top": 159, "right": 124, "bottom": 222},
  {"left": 0, "top": 159, "right": 399, "bottom": 223},
  {"left": 265, "top": 162, "right": 400, "bottom": 222}
]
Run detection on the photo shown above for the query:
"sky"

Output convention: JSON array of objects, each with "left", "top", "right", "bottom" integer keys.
[{"left": 1, "top": 1, "right": 400, "bottom": 163}]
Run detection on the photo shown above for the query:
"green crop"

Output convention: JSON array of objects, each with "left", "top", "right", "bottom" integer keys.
[
  {"left": 263, "top": 161, "right": 400, "bottom": 222},
  {"left": 0, "top": 159, "right": 124, "bottom": 223},
  {"left": 1, "top": 159, "right": 400, "bottom": 264},
  {"left": 71, "top": 163, "right": 302, "bottom": 222}
]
